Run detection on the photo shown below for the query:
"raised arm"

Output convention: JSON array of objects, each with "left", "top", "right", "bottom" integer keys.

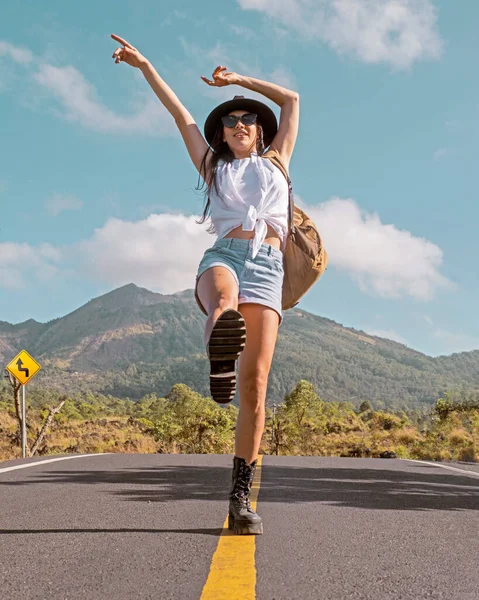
[
  {"left": 111, "top": 34, "right": 212, "bottom": 179},
  {"left": 202, "top": 67, "right": 299, "bottom": 171}
]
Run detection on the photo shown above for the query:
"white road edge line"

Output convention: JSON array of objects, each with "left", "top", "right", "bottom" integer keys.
[
  {"left": 402, "top": 459, "right": 479, "bottom": 479},
  {"left": 0, "top": 453, "right": 112, "bottom": 475}
]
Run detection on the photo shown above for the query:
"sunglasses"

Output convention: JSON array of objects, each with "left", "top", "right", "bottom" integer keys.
[{"left": 221, "top": 113, "right": 257, "bottom": 128}]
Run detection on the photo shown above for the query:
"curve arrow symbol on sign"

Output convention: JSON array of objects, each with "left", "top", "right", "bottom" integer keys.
[{"left": 16, "top": 359, "right": 29, "bottom": 379}]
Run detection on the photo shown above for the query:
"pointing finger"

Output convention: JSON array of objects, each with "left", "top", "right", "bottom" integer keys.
[{"left": 111, "top": 34, "right": 134, "bottom": 49}]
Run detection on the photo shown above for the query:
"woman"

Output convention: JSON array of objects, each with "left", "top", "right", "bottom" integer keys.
[{"left": 111, "top": 34, "right": 299, "bottom": 535}]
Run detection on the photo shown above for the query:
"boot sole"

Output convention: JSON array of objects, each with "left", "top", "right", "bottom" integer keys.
[
  {"left": 228, "top": 512, "right": 263, "bottom": 535},
  {"left": 207, "top": 309, "right": 246, "bottom": 404}
]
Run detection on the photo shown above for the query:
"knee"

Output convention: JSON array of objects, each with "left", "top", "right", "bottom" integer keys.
[
  {"left": 208, "top": 292, "right": 238, "bottom": 317},
  {"left": 203, "top": 293, "right": 239, "bottom": 347}
]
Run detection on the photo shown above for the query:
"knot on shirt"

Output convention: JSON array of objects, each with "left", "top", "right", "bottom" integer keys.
[
  {"left": 242, "top": 205, "right": 267, "bottom": 258},
  {"left": 242, "top": 205, "right": 258, "bottom": 232}
]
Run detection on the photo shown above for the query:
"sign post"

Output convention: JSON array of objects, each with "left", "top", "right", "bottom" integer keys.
[
  {"left": 22, "top": 384, "right": 26, "bottom": 458},
  {"left": 6, "top": 350, "right": 42, "bottom": 458}
]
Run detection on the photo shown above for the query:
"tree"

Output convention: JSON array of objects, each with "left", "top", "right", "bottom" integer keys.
[
  {"left": 278, "top": 380, "right": 327, "bottom": 455},
  {"left": 153, "top": 384, "right": 238, "bottom": 454},
  {"left": 434, "top": 396, "right": 454, "bottom": 421},
  {"left": 4, "top": 370, "right": 23, "bottom": 446},
  {"left": 4, "top": 369, "right": 66, "bottom": 457},
  {"left": 359, "top": 400, "right": 373, "bottom": 414}
]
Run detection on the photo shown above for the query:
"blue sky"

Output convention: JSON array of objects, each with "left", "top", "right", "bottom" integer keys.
[{"left": 0, "top": 0, "right": 478, "bottom": 357}]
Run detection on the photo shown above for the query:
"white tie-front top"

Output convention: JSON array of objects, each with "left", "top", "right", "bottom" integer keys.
[{"left": 209, "top": 152, "right": 289, "bottom": 259}]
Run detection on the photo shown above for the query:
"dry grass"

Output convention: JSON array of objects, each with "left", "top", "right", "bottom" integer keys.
[
  {"left": 43, "top": 417, "right": 158, "bottom": 455},
  {"left": 1, "top": 406, "right": 477, "bottom": 463},
  {"left": 1, "top": 416, "right": 158, "bottom": 459},
  {"left": 0, "top": 411, "right": 19, "bottom": 460},
  {"left": 391, "top": 427, "right": 422, "bottom": 445},
  {"left": 447, "top": 428, "right": 473, "bottom": 446}
]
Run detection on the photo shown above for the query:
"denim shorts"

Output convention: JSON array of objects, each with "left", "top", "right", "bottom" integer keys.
[{"left": 194, "top": 238, "right": 284, "bottom": 324}]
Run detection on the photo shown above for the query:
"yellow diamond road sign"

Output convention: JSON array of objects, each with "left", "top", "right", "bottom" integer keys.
[{"left": 6, "top": 350, "right": 41, "bottom": 385}]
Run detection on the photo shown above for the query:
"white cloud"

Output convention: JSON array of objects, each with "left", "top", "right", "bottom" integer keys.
[
  {"left": 46, "top": 194, "right": 84, "bottom": 216},
  {"left": 306, "top": 197, "right": 451, "bottom": 300},
  {"left": 161, "top": 10, "right": 191, "bottom": 27},
  {"left": 434, "top": 147, "right": 448, "bottom": 160},
  {"left": 0, "top": 39, "right": 176, "bottom": 136},
  {"left": 0, "top": 197, "right": 454, "bottom": 313},
  {"left": 73, "top": 198, "right": 450, "bottom": 302},
  {"left": 0, "top": 242, "right": 62, "bottom": 289},
  {"left": 33, "top": 64, "right": 176, "bottom": 136},
  {"left": 238, "top": 0, "right": 443, "bottom": 69},
  {"left": 0, "top": 41, "right": 33, "bottom": 65},
  {"left": 180, "top": 37, "right": 232, "bottom": 67},
  {"left": 433, "top": 329, "right": 479, "bottom": 355},
  {"left": 229, "top": 25, "right": 258, "bottom": 41},
  {"left": 421, "top": 316, "right": 479, "bottom": 355},
  {"left": 364, "top": 328, "right": 408, "bottom": 345},
  {"left": 179, "top": 38, "right": 296, "bottom": 104},
  {"left": 76, "top": 213, "right": 213, "bottom": 293},
  {"left": 269, "top": 66, "right": 296, "bottom": 89},
  {"left": 0, "top": 41, "right": 33, "bottom": 92}
]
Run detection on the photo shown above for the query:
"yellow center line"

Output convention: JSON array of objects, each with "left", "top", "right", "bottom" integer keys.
[{"left": 200, "top": 455, "right": 263, "bottom": 600}]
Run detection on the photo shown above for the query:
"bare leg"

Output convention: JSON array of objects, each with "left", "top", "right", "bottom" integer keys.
[
  {"left": 235, "top": 304, "right": 280, "bottom": 464},
  {"left": 196, "top": 267, "right": 239, "bottom": 346}
]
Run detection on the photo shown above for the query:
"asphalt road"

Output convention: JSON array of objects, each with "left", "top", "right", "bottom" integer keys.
[{"left": 0, "top": 453, "right": 478, "bottom": 600}]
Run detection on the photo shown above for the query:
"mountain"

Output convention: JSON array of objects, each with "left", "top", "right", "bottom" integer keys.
[{"left": 1, "top": 284, "right": 479, "bottom": 408}]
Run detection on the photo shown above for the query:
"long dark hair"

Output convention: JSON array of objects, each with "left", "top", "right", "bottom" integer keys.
[{"left": 195, "top": 120, "right": 265, "bottom": 232}]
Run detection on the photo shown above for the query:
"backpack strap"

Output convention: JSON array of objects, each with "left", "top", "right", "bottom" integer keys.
[{"left": 262, "top": 150, "right": 296, "bottom": 234}]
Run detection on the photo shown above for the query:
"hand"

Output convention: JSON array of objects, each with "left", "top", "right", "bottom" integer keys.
[
  {"left": 201, "top": 66, "right": 238, "bottom": 87},
  {"left": 111, "top": 34, "right": 147, "bottom": 69}
]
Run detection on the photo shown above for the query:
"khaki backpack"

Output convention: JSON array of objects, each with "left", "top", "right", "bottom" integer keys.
[{"left": 262, "top": 149, "right": 328, "bottom": 310}]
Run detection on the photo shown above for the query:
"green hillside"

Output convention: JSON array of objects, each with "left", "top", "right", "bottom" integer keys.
[{"left": 1, "top": 284, "right": 478, "bottom": 408}]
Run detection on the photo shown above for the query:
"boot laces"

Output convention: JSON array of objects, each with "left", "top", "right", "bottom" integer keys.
[{"left": 232, "top": 462, "right": 255, "bottom": 507}]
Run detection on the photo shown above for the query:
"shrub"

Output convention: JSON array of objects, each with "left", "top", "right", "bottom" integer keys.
[
  {"left": 448, "top": 428, "right": 472, "bottom": 446},
  {"left": 392, "top": 427, "right": 422, "bottom": 445},
  {"left": 370, "top": 411, "right": 403, "bottom": 431}
]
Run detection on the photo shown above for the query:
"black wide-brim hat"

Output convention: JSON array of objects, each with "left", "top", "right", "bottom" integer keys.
[{"left": 204, "top": 95, "right": 278, "bottom": 148}]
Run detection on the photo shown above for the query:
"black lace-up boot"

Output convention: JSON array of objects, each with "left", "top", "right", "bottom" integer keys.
[{"left": 228, "top": 456, "right": 263, "bottom": 535}]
